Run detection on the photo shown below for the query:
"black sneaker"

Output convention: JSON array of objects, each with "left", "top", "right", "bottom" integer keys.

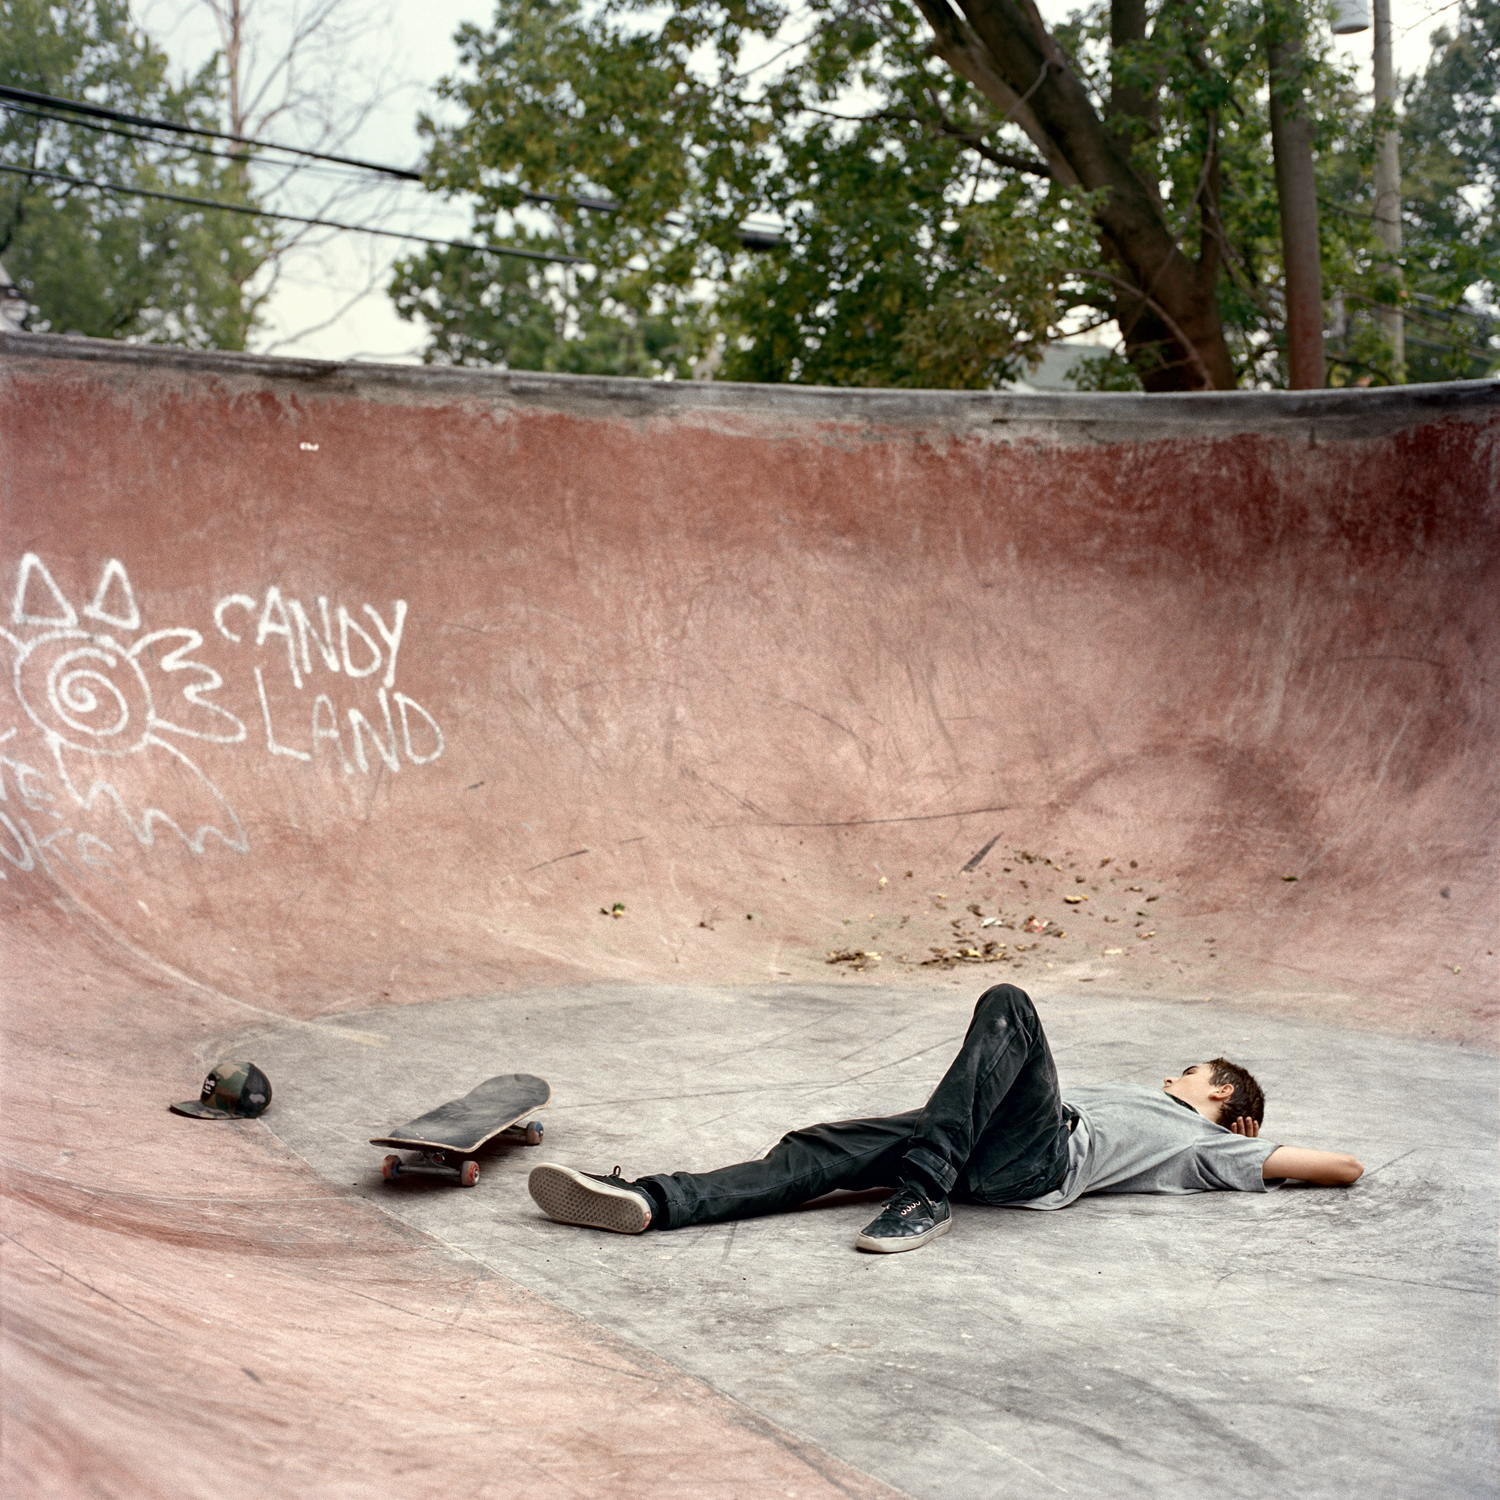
[
  {"left": 855, "top": 1182, "right": 952, "bottom": 1253},
  {"left": 528, "top": 1163, "right": 654, "bottom": 1234}
]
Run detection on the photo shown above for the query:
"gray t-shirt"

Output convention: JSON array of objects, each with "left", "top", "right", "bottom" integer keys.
[{"left": 1011, "top": 1084, "right": 1283, "bottom": 1210}]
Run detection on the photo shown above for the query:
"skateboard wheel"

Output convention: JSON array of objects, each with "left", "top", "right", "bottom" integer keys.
[
  {"left": 460, "top": 1160, "right": 480, "bottom": 1188},
  {"left": 525, "top": 1120, "right": 544, "bottom": 1146},
  {"left": 382, "top": 1155, "right": 401, "bottom": 1182}
]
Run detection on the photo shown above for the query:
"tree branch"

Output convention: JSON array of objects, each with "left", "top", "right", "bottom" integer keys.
[
  {"left": 958, "top": 134, "right": 1052, "bottom": 176},
  {"left": 876, "top": 104, "right": 1052, "bottom": 176},
  {"left": 911, "top": 0, "right": 1079, "bottom": 183},
  {"left": 1063, "top": 265, "right": 1215, "bottom": 387}
]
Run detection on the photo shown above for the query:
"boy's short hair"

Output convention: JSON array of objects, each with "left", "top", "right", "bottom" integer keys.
[{"left": 1207, "top": 1058, "right": 1265, "bottom": 1127}]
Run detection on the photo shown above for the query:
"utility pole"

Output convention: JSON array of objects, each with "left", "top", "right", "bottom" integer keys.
[
  {"left": 1267, "top": 0, "right": 1326, "bottom": 389},
  {"left": 1332, "top": 0, "right": 1404, "bottom": 381},
  {"left": 1372, "top": 0, "right": 1406, "bottom": 380}
]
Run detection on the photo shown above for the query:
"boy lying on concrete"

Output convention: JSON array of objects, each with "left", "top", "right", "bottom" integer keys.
[{"left": 528, "top": 983, "right": 1364, "bottom": 1253}]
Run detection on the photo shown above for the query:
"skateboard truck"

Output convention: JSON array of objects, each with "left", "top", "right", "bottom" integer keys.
[{"left": 379, "top": 1120, "right": 545, "bottom": 1188}]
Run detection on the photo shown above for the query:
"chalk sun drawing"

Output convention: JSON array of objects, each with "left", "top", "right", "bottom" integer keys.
[{"left": 1, "top": 554, "right": 249, "bottom": 877}]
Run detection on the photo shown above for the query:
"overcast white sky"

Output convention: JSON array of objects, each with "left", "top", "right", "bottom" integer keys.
[{"left": 137, "top": 0, "right": 1464, "bottom": 365}]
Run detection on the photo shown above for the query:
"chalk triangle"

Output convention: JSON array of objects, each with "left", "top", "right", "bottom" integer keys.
[
  {"left": 12, "top": 553, "right": 78, "bottom": 628},
  {"left": 82, "top": 558, "right": 141, "bottom": 631}
]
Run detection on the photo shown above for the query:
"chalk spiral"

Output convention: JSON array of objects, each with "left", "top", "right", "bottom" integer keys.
[{"left": 15, "top": 630, "right": 154, "bottom": 755}]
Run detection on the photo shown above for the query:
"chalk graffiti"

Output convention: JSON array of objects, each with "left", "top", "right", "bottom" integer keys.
[
  {"left": 1, "top": 555, "right": 447, "bottom": 881},
  {"left": 215, "top": 584, "right": 442, "bottom": 770},
  {"left": 252, "top": 670, "right": 444, "bottom": 770},
  {"left": 213, "top": 588, "right": 407, "bottom": 691}
]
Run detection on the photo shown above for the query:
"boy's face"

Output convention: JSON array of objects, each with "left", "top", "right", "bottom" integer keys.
[{"left": 1163, "top": 1063, "right": 1232, "bottom": 1119}]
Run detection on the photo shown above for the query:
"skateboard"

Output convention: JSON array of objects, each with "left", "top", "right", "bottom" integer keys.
[{"left": 370, "top": 1073, "right": 550, "bottom": 1188}]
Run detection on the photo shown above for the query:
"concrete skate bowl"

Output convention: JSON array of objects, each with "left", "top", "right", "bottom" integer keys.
[{"left": 1, "top": 332, "right": 1496, "bottom": 1498}]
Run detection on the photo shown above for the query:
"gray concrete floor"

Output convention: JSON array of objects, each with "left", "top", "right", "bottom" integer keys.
[{"left": 238, "top": 983, "right": 1497, "bottom": 1500}]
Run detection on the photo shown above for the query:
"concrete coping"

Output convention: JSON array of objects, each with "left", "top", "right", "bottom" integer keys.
[{"left": 4, "top": 329, "right": 1497, "bottom": 445}]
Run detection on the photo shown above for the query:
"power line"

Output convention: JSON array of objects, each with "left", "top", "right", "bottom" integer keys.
[
  {"left": 0, "top": 82, "right": 423, "bottom": 180},
  {"left": 2, "top": 87, "right": 786, "bottom": 245},
  {"left": 0, "top": 85, "right": 620, "bottom": 212},
  {"left": 1, "top": 86, "right": 785, "bottom": 249},
  {"left": 0, "top": 162, "right": 587, "bottom": 264},
  {"left": 0, "top": 88, "right": 787, "bottom": 238},
  {"left": 0, "top": 98, "right": 359, "bottom": 183}
]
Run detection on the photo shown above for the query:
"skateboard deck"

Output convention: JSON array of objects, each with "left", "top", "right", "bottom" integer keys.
[{"left": 371, "top": 1072, "right": 550, "bottom": 1187}]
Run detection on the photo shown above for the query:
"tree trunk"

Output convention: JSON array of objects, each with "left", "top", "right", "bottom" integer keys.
[
  {"left": 917, "top": 0, "right": 1236, "bottom": 390},
  {"left": 1266, "top": 7, "right": 1325, "bottom": 388}
]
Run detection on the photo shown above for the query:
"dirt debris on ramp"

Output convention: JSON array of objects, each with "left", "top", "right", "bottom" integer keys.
[{"left": 1, "top": 332, "right": 1496, "bottom": 1496}]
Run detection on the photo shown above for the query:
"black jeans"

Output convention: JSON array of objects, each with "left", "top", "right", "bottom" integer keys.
[{"left": 638, "top": 984, "right": 1071, "bottom": 1230}]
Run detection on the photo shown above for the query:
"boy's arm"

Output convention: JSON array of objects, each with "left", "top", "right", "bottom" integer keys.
[{"left": 1229, "top": 1116, "right": 1365, "bottom": 1184}]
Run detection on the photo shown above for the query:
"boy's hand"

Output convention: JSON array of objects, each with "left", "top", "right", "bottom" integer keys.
[{"left": 1229, "top": 1116, "right": 1260, "bottom": 1137}]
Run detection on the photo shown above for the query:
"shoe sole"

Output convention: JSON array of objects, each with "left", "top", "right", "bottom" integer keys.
[
  {"left": 528, "top": 1164, "right": 651, "bottom": 1234},
  {"left": 854, "top": 1214, "right": 953, "bottom": 1254}
]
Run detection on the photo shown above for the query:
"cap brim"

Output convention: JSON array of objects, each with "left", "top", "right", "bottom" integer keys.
[{"left": 169, "top": 1099, "right": 236, "bottom": 1118}]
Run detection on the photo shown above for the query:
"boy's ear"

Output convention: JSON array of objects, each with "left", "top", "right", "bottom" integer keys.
[{"left": 1208, "top": 1082, "right": 1234, "bottom": 1101}]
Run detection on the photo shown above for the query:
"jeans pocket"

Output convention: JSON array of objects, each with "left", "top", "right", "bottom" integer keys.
[{"left": 968, "top": 1136, "right": 1068, "bottom": 1204}]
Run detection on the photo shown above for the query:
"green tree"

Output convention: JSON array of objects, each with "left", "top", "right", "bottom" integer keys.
[
  {"left": 0, "top": 0, "right": 273, "bottom": 347},
  {"left": 391, "top": 240, "right": 700, "bottom": 376},
  {"left": 392, "top": 0, "right": 1495, "bottom": 389},
  {"left": 390, "top": 0, "right": 1131, "bottom": 386},
  {"left": 1395, "top": 0, "right": 1499, "bottom": 380}
]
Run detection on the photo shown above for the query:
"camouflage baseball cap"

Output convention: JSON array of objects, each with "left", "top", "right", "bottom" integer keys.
[{"left": 170, "top": 1060, "right": 273, "bottom": 1119}]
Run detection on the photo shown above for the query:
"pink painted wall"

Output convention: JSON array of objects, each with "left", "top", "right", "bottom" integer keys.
[{"left": 3, "top": 336, "right": 1496, "bottom": 1037}]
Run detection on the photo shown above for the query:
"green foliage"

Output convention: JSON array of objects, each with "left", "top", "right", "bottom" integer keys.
[
  {"left": 388, "top": 241, "right": 698, "bottom": 375},
  {"left": 1065, "top": 348, "right": 1145, "bottom": 390},
  {"left": 0, "top": 0, "right": 272, "bottom": 347},
  {"left": 1061, "top": 0, "right": 1486, "bottom": 387},
  {"left": 392, "top": 0, "right": 1104, "bottom": 383},
  {"left": 1396, "top": 0, "right": 1499, "bottom": 379},
  {"left": 1058, "top": 0, "right": 1292, "bottom": 383},
  {"left": 890, "top": 185, "right": 1111, "bottom": 389},
  {"left": 392, "top": 0, "right": 1497, "bottom": 388}
]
